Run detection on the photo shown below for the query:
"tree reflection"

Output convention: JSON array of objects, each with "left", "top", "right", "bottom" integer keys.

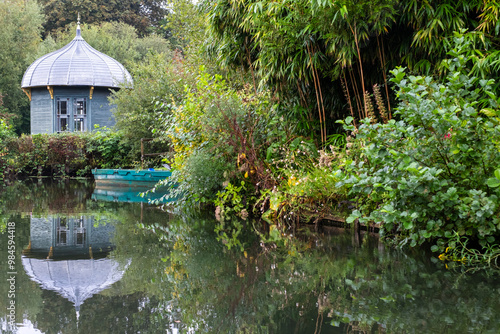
[
  {"left": 1, "top": 180, "right": 500, "bottom": 333},
  {"left": 154, "top": 220, "right": 500, "bottom": 333}
]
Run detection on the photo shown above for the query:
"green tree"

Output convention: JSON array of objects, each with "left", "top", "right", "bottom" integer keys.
[
  {"left": 109, "top": 52, "right": 191, "bottom": 164},
  {"left": 0, "top": 0, "right": 44, "bottom": 134},
  {"left": 162, "top": 0, "right": 207, "bottom": 54},
  {"left": 39, "top": 0, "right": 170, "bottom": 37},
  {"left": 201, "top": 0, "right": 500, "bottom": 145}
]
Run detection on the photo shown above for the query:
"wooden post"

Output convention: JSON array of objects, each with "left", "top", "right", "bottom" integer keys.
[
  {"left": 140, "top": 138, "right": 155, "bottom": 169},
  {"left": 141, "top": 138, "right": 145, "bottom": 169},
  {"left": 47, "top": 246, "right": 54, "bottom": 259}
]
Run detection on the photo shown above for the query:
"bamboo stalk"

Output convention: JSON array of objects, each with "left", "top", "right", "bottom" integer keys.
[
  {"left": 348, "top": 67, "right": 363, "bottom": 120},
  {"left": 313, "top": 45, "right": 327, "bottom": 147},
  {"left": 377, "top": 35, "right": 392, "bottom": 119},
  {"left": 342, "top": 69, "right": 357, "bottom": 126},
  {"left": 350, "top": 22, "right": 367, "bottom": 118},
  {"left": 307, "top": 43, "right": 325, "bottom": 144}
]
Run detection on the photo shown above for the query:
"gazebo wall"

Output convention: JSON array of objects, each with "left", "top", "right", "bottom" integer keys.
[
  {"left": 31, "top": 88, "right": 53, "bottom": 134},
  {"left": 90, "top": 87, "right": 116, "bottom": 130},
  {"left": 30, "top": 86, "right": 116, "bottom": 134}
]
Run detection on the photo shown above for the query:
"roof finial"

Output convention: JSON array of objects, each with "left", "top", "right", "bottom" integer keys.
[{"left": 76, "top": 12, "right": 81, "bottom": 38}]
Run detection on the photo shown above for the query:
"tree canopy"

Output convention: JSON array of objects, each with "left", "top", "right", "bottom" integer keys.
[
  {"left": 0, "top": 0, "right": 44, "bottom": 134},
  {"left": 201, "top": 0, "right": 500, "bottom": 144},
  {"left": 38, "top": 0, "right": 170, "bottom": 36}
]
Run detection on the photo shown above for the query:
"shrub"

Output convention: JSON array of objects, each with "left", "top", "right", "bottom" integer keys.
[
  {"left": 83, "top": 127, "right": 133, "bottom": 169},
  {"left": 0, "top": 119, "right": 15, "bottom": 180},
  {"left": 0, "top": 119, "right": 13, "bottom": 141},
  {"left": 182, "top": 149, "right": 229, "bottom": 202},
  {"left": 162, "top": 69, "right": 279, "bottom": 205},
  {"left": 46, "top": 133, "right": 86, "bottom": 176},
  {"left": 0, "top": 130, "right": 140, "bottom": 179},
  {"left": 339, "top": 35, "right": 500, "bottom": 257}
]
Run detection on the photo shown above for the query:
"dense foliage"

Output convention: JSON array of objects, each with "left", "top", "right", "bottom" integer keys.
[
  {"left": 0, "top": 129, "right": 137, "bottom": 180},
  {"left": 339, "top": 36, "right": 500, "bottom": 258},
  {"left": 0, "top": 0, "right": 44, "bottom": 134},
  {"left": 2, "top": 0, "right": 500, "bottom": 267},
  {"left": 201, "top": 0, "right": 500, "bottom": 145},
  {"left": 38, "top": 0, "right": 169, "bottom": 36},
  {"left": 159, "top": 70, "right": 281, "bottom": 204}
]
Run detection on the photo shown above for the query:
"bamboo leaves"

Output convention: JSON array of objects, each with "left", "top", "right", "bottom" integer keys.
[{"left": 201, "top": 0, "right": 500, "bottom": 145}]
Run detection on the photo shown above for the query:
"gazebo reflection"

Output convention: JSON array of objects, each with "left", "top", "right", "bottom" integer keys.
[
  {"left": 22, "top": 215, "right": 129, "bottom": 320},
  {"left": 23, "top": 215, "right": 114, "bottom": 259}
]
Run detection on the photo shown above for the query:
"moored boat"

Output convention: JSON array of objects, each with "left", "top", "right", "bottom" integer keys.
[{"left": 92, "top": 169, "right": 171, "bottom": 187}]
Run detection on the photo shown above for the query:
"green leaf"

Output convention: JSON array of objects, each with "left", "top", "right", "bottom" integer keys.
[
  {"left": 403, "top": 221, "right": 414, "bottom": 229},
  {"left": 380, "top": 295, "right": 396, "bottom": 302},
  {"left": 486, "top": 178, "right": 500, "bottom": 188},
  {"left": 480, "top": 108, "right": 498, "bottom": 117}
]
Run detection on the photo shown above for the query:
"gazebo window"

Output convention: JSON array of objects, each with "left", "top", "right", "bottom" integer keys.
[
  {"left": 74, "top": 98, "right": 87, "bottom": 132},
  {"left": 57, "top": 98, "right": 70, "bottom": 132},
  {"left": 74, "top": 217, "right": 86, "bottom": 246},
  {"left": 56, "top": 217, "right": 68, "bottom": 245},
  {"left": 56, "top": 97, "right": 87, "bottom": 132}
]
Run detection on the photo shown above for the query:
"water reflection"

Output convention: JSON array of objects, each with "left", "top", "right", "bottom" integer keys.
[
  {"left": 20, "top": 214, "right": 127, "bottom": 320},
  {"left": 22, "top": 257, "right": 128, "bottom": 318},
  {"left": 0, "top": 180, "right": 169, "bottom": 334},
  {"left": 92, "top": 182, "right": 172, "bottom": 204},
  {"left": 23, "top": 216, "right": 114, "bottom": 259},
  {"left": 1, "top": 180, "right": 500, "bottom": 333},
  {"left": 154, "top": 222, "right": 500, "bottom": 333}
]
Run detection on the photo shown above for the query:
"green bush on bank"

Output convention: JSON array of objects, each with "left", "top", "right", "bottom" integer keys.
[
  {"left": 336, "top": 35, "right": 500, "bottom": 262},
  {"left": 159, "top": 69, "right": 283, "bottom": 204},
  {"left": 0, "top": 129, "right": 137, "bottom": 180}
]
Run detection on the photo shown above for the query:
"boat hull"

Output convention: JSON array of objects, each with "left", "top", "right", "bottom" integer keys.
[{"left": 92, "top": 169, "right": 171, "bottom": 187}]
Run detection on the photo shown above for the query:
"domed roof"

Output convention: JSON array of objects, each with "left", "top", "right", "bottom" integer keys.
[
  {"left": 21, "top": 25, "right": 132, "bottom": 89},
  {"left": 22, "top": 257, "right": 130, "bottom": 312}
]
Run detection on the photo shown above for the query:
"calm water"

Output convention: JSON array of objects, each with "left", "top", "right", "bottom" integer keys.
[{"left": 1, "top": 180, "right": 500, "bottom": 334}]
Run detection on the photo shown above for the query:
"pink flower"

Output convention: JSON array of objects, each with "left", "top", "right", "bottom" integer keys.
[{"left": 444, "top": 128, "right": 452, "bottom": 139}]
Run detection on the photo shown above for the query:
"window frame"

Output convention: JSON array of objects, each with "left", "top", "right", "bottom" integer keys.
[{"left": 55, "top": 96, "right": 89, "bottom": 133}]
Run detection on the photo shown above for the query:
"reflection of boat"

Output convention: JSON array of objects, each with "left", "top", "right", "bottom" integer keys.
[
  {"left": 91, "top": 185, "right": 172, "bottom": 203},
  {"left": 92, "top": 169, "right": 171, "bottom": 187},
  {"left": 92, "top": 169, "right": 173, "bottom": 203}
]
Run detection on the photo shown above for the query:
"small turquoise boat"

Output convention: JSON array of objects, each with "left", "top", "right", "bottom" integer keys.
[{"left": 92, "top": 169, "right": 171, "bottom": 187}]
